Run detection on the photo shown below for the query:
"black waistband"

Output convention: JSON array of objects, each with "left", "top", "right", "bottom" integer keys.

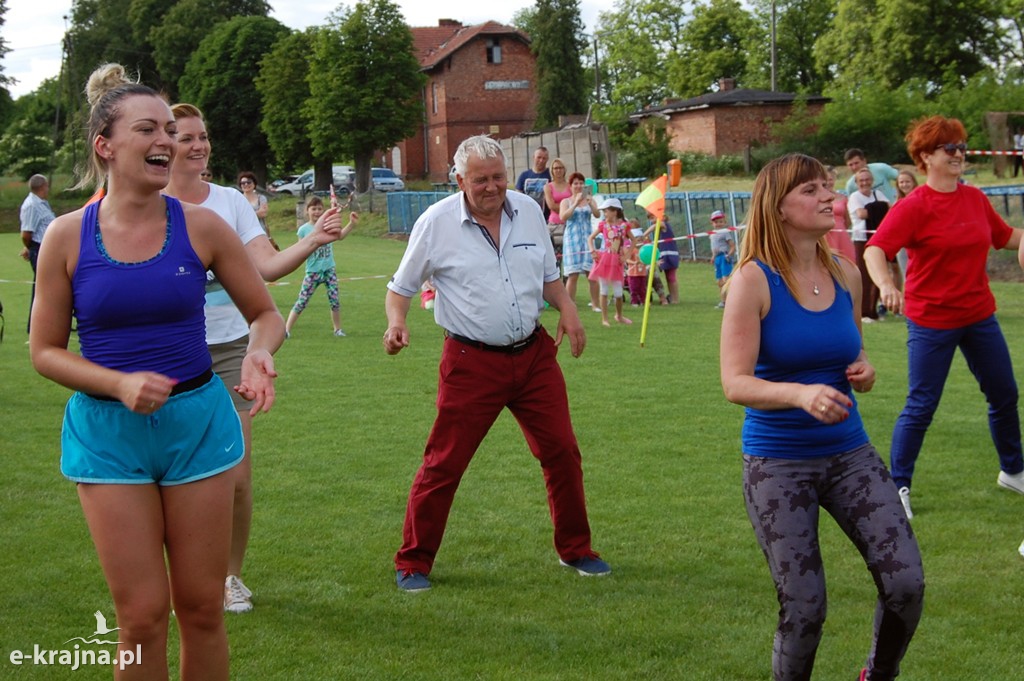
[
  {"left": 87, "top": 368, "right": 214, "bottom": 402},
  {"left": 446, "top": 328, "right": 540, "bottom": 354}
]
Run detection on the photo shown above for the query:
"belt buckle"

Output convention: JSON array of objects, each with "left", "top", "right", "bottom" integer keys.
[{"left": 510, "top": 339, "right": 529, "bottom": 351}]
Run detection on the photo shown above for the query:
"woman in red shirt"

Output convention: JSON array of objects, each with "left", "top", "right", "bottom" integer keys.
[{"left": 865, "top": 115, "right": 1024, "bottom": 519}]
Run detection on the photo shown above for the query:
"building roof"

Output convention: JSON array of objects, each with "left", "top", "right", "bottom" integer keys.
[
  {"left": 630, "top": 88, "right": 829, "bottom": 120},
  {"left": 411, "top": 20, "right": 530, "bottom": 70}
]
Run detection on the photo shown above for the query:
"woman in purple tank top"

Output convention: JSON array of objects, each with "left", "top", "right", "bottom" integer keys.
[{"left": 29, "top": 63, "right": 285, "bottom": 680}]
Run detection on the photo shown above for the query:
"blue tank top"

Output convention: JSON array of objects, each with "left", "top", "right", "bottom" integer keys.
[
  {"left": 73, "top": 196, "right": 211, "bottom": 380},
  {"left": 741, "top": 260, "right": 869, "bottom": 458}
]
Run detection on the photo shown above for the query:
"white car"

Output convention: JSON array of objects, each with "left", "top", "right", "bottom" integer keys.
[
  {"left": 276, "top": 166, "right": 354, "bottom": 196},
  {"left": 371, "top": 167, "right": 405, "bottom": 192}
]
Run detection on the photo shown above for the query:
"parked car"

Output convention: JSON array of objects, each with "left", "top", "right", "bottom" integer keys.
[
  {"left": 275, "top": 166, "right": 354, "bottom": 196},
  {"left": 371, "top": 167, "right": 405, "bottom": 192}
]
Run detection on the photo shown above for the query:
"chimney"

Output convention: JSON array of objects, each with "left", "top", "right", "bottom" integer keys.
[
  {"left": 718, "top": 78, "right": 736, "bottom": 91},
  {"left": 438, "top": 19, "right": 463, "bottom": 28}
]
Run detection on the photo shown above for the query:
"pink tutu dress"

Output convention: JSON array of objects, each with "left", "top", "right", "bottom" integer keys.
[{"left": 588, "top": 222, "right": 628, "bottom": 283}]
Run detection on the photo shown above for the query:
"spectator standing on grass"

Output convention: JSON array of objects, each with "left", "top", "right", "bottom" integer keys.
[
  {"left": 516, "top": 145, "right": 551, "bottom": 218},
  {"left": 866, "top": 115, "right": 1024, "bottom": 520},
  {"left": 558, "top": 171, "right": 601, "bottom": 310},
  {"left": 19, "top": 174, "right": 55, "bottom": 334},
  {"left": 1013, "top": 127, "right": 1023, "bottom": 178},
  {"left": 587, "top": 197, "right": 632, "bottom": 327},
  {"left": 544, "top": 158, "right": 572, "bottom": 258},
  {"left": 844, "top": 148, "right": 899, "bottom": 202},
  {"left": 284, "top": 195, "right": 358, "bottom": 338},
  {"left": 238, "top": 170, "right": 278, "bottom": 249},
  {"left": 848, "top": 168, "right": 888, "bottom": 322},
  {"left": 166, "top": 102, "right": 345, "bottom": 614},
  {"left": 710, "top": 210, "right": 734, "bottom": 309},
  {"left": 643, "top": 212, "right": 680, "bottom": 304},
  {"left": 721, "top": 152, "right": 924, "bottom": 681},
  {"left": 30, "top": 63, "right": 285, "bottom": 680},
  {"left": 383, "top": 134, "right": 609, "bottom": 592}
]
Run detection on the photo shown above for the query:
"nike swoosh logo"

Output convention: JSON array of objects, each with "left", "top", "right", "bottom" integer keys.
[{"left": 225, "top": 442, "right": 236, "bottom": 453}]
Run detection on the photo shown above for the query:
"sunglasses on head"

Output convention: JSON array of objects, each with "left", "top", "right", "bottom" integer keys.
[{"left": 935, "top": 142, "right": 967, "bottom": 155}]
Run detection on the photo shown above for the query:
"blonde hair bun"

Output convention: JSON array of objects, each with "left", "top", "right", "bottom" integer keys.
[{"left": 85, "top": 63, "right": 136, "bottom": 108}]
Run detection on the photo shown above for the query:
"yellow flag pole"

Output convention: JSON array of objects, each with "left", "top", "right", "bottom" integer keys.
[{"left": 639, "top": 217, "right": 662, "bottom": 348}]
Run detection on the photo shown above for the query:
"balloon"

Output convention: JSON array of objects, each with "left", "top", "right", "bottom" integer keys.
[
  {"left": 639, "top": 243, "right": 658, "bottom": 265},
  {"left": 585, "top": 178, "right": 598, "bottom": 194}
]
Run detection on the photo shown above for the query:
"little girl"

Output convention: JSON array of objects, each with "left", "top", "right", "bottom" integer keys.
[
  {"left": 587, "top": 197, "right": 632, "bottom": 326},
  {"left": 284, "top": 196, "right": 357, "bottom": 337},
  {"left": 625, "top": 219, "right": 668, "bottom": 306}
]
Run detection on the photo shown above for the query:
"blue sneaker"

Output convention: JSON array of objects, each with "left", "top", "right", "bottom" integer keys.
[
  {"left": 559, "top": 555, "right": 611, "bottom": 576},
  {"left": 396, "top": 569, "right": 431, "bottom": 592}
]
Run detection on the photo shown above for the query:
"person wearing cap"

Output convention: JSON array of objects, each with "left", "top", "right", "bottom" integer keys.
[
  {"left": 710, "top": 210, "right": 735, "bottom": 308},
  {"left": 588, "top": 197, "right": 632, "bottom": 326},
  {"left": 383, "top": 135, "right": 610, "bottom": 592}
]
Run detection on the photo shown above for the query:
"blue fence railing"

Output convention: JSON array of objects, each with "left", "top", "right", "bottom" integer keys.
[{"left": 387, "top": 183, "right": 1024, "bottom": 260}]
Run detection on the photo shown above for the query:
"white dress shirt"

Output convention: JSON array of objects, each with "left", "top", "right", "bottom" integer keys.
[{"left": 388, "top": 190, "right": 559, "bottom": 346}]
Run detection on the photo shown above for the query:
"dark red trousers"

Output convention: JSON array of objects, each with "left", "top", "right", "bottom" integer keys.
[{"left": 394, "top": 327, "right": 594, "bottom": 575}]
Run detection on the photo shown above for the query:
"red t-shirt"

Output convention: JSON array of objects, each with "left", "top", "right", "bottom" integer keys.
[{"left": 867, "top": 183, "right": 1012, "bottom": 329}]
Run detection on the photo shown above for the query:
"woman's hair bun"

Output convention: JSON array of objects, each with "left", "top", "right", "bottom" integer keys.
[{"left": 85, "top": 63, "right": 136, "bottom": 108}]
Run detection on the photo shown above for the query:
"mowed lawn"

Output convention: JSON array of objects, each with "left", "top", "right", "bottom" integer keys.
[{"left": 1, "top": 222, "right": 1022, "bottom": 680}]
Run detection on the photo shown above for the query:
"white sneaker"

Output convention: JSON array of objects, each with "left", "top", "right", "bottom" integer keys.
[
  {"left": 1018, "top": 538, "right": 1024, "bottom": 558},
  {"left": 224, "top": 575, "right": 253, "bottom": 614},
  {"left": 897, "top": 486, "right": 914, "bottom": 520},
  {"left": 997, "top": 470, "right": 1024, "bottom": 495}
]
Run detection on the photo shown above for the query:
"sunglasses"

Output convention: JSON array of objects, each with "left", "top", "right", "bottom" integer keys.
[
  {"left": 239, "top": 179, "right": 254, "bottom": 185},
  {"left": 200, "top": 172, "right": 213, "bottom": 179},
  {"left": 935, "top": 142, "right": 967, "bottom": 155}
]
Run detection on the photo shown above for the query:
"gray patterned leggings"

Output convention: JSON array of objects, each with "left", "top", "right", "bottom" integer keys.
[{"left": 744, "top": 444, "right": 925, "bottom": 681}]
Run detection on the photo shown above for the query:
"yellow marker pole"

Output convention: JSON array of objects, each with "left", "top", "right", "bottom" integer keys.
[{"left": 639, "top": 217, "right": 662, "bottom": 348}]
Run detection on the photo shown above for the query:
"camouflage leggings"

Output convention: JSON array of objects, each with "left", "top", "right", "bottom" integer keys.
[{"left": 744, "top": 444, "right": 925, "bottom": 681}]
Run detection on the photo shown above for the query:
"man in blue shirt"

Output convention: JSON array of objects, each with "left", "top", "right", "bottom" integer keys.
[
  {"left": 515, "top": 145, "right": 551, "bottom": 218},
  {"left": 843, "top": 148, "right": 899, "bottom": 203}
]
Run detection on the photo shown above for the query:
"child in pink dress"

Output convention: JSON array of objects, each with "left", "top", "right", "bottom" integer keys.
[{"left": 587, "top": 198, "right": 632, "bottom": 327}]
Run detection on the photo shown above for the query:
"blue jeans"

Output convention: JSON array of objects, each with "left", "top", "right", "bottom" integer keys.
[{"left": 890, "top": 315, "right": 1023, "bottom": 489}]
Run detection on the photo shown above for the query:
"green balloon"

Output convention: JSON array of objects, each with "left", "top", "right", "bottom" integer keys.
[{"left": 639, "top": 243, "right": 658, "bottom": 265}]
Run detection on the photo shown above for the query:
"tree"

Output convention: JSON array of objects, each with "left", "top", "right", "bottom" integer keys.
[
  {"left": 178, "top": 15, "right": 290, "bottom": 181},
  {"left": 673, "top": 0, "right": 757, "bottom": 96},
  {"left": 306, "top": 0, "right": 424, "bottom": 192},
  {"left": 0, "top": 0, "right": 11, "bottom": 89},
  {"left": 593, "top": 0, "right": 690, "bottom": 111},
  {"left": 814, "top": 0, "right": 1005, "bottom": 93},
  {"left": 744, "top": 0, "right": 834, "bottom": 94},
  {"left": 530, "top": 0, "right": 588, "bottom": 127},
  {"left": 255, "top": 29, "right": 318, "bottom": 173},
  {"left": 150, "top": 0, "right": 271, "bottom": 100}
]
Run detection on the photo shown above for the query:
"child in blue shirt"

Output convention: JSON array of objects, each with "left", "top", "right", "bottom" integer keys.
[{"left": 284, "top": 196, "right": 357, "bottom": 337}]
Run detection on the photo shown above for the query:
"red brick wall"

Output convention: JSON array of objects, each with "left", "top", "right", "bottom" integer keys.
[
  {"left": 400, "top": 35, "right": 538, "bottom": 181},
  {"left": 665, "top": 102, "right": 825, "bottom": 156}
]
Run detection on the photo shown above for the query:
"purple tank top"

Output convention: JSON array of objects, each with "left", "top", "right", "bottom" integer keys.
[{"left": 73, "top": 196, "right": 211, "bottom": 380}]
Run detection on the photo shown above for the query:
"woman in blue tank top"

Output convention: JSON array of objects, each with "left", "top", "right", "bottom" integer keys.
[
  {"left": 720, "top": 154, "right": 924, "bottom": 681},
  {"left": 28, "top": 63, "right": 284, "bottom": 680}
]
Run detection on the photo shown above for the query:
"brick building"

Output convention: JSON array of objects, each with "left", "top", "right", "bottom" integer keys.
[
  {"left": 388, "top": 20, "right": 538, "bottom": 182},
  {"left": 629, "top": 79, "right": 829, "bottom": 157}
]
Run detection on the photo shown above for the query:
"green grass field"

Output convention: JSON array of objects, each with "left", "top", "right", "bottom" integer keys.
[{"left": 1, "top": 208, "right": 1023, "bottom": 679}]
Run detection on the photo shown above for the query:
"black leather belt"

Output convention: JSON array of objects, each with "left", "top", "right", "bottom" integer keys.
[
  {"left": 447, "top": 328, "right": 540, "bottom": 354},
  {"left": 87, "top": 368, "right": 214, "bottom": 402}
]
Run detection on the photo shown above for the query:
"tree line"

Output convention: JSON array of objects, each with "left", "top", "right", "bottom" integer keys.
[{"left": 0, "top": 0, "right": 1023, "bottom": 184}]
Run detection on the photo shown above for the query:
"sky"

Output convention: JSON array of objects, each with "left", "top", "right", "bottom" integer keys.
[{"left": 2, "top": 0, "right": 618, "bottom": 99}]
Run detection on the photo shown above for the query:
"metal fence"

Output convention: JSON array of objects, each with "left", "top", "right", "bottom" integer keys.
[{"left": 386, "top": 183, "right": 1024, "bottom": 260}]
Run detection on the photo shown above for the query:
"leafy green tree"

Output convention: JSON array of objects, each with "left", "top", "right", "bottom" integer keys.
[
  {"left": 255, "top": 29, "right": 317, "bottom": 173},
  {"left": 150, "top": 0, "right": 271, "bottom": 100},
  {"left": 673, "top": 0, "right": 756, "bottom": 96},
  {"left": 307, "top": 0, "right": 424, "bottom": 192},
  {"left": 125, "top": 0, "right": 175, "bottom": 87},
  {"left": 65, "top": 0, "right": 137, "bottom": 96},
  {"left": 178, "top": 15, "right": 290, "bottom": 181},
  {"left": 0, "top": 0, "right": 11, "bottom": 89},
  {"left": 593, "top": 0, "right": 689, "bottom": 110},
  {"left": 530, "top": 0, "right": 588, "bottom": 127},
  {"left": 744, "top": 0, "right": 834, "bottom": 93},
  {"left": 814, "top": 0, "right": 1005, "bottom": 93}
]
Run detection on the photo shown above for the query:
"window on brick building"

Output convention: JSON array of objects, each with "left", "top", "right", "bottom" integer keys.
[
  {"left": 486, "top": 38, "right": 502, "bottom": 64},
  {"left": 432, "top": 82, "right": 438, "bottom": 114}
]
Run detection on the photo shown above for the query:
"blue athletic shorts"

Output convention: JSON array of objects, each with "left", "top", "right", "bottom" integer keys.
[
  {"left": 714, "top": 253, "right": 734, "bottom": 280},
  {"left": 60, "top": 375, "right": 244, "bottom": 486}
]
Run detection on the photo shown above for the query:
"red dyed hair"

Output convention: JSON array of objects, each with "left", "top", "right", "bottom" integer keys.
[
  {"left": 905, "top": 115, "right": 967, "bottom": 173},
  {"left": 567, "top": 172, "right": 586, "bottom": 185}
]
